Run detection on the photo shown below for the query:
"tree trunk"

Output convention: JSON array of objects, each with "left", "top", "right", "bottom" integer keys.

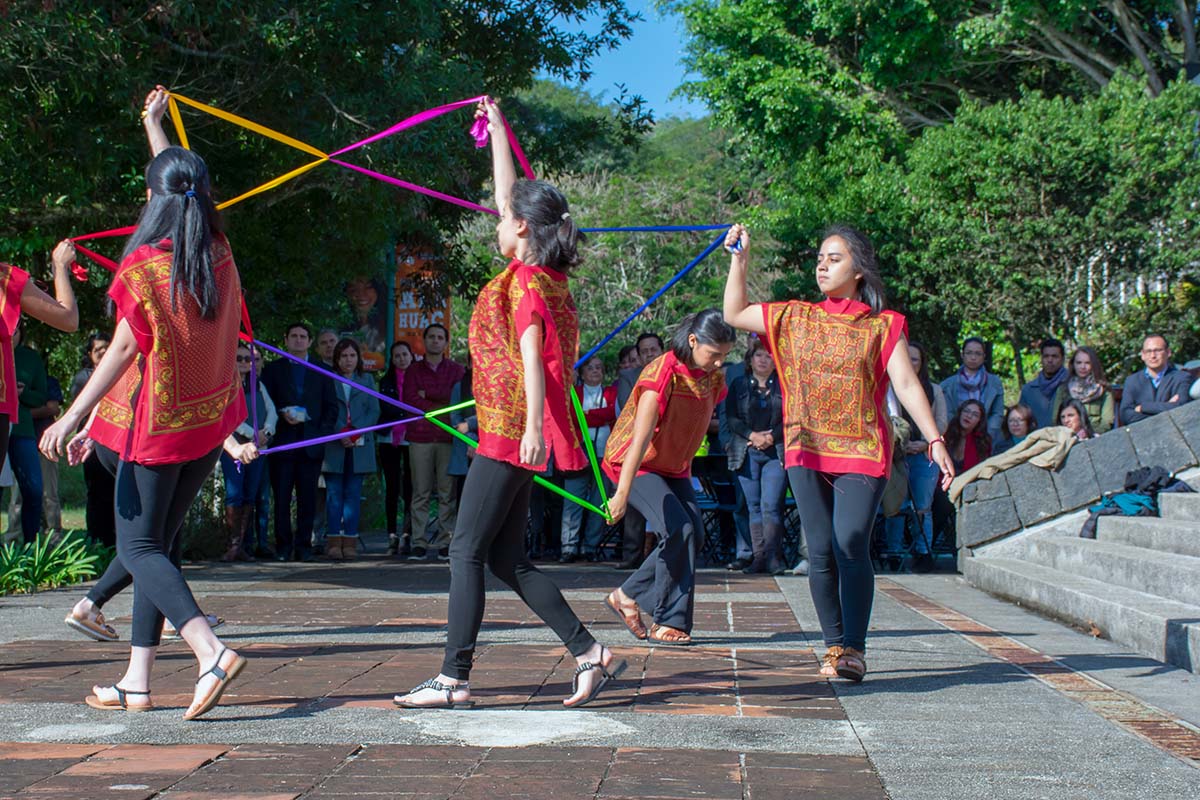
[{"left": 1010, "top": 334, "right": 1026, "bottom": 388}]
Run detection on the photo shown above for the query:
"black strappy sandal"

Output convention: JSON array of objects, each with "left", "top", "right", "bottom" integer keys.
[
  {"left": 183, "top": 646, "right": 247, "bottom": 720},
  {"left": 393, "top": 678, "right": 475, "bottom": 709},
  {"left": 85, "top": 685, "right": 153, "bottom": 712},
  {"left": 563, "top": 651, "right": 628, "bottom": 708}
]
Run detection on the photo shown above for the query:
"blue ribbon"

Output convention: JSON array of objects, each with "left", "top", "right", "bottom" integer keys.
[
  {"left": 581, "top": 224, "right": 729, "bottom": 233},
  {"left": 575, "top": 229, "right": 728, "bottom": 368}
]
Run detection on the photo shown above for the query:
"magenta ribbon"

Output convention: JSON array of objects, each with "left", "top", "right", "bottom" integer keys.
[{"left": 329, "top": 159, "right": 497, "bottom": 215}]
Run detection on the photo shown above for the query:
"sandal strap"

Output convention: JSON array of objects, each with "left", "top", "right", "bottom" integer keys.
[
  {"left": 112, "top": 685, "right": 150, "bottom": 709},
  {"left": 199, "top": 647, "right": 229, "bottom": 683}
]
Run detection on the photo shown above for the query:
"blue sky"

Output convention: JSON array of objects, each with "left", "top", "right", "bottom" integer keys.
[{"left": 554, "top": 0, "right": 709, "bottom": 119}]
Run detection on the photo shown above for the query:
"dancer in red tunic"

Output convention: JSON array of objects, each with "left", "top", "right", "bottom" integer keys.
[
  {"left": 723, "top": 223, "right": 954, "bottom": 681},
  {"left": 0, "top": 242, "right": 80, "bottom": 461},
  {"left": 42, "top": 145, "right": 257, "bottom": 719},
  {"left": 394, "top": 98, "right": 622, "bottom": 709},
  {"left": 603, "top": 309, "right": 734, "bottom": 646}
]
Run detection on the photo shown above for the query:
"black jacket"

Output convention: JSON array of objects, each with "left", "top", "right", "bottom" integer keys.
[
  {"left": 260, "top": 354, "right": 337, "bottom": 458},
  {"left": 724, "top": 372, "right": 785, "bottom": 471},
  {"left": 1119, "top": 365, "right": 1193, "bottom": 425}
]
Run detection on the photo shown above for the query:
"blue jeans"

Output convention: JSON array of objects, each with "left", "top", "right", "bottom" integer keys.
[
  {"left": 325, "top": 470, "right": 365, "bottom": 539},
  {"left": 220, "top": 452, "right": 267, "bottom": 507},
  {"left": 884, "top": 453, "right": 939, "bottom": 555},
  {"left": 8, "top": 436, "right": 43, "bottom": 543},
  {"left": 560, "top": 472, "right": 611, "bottom": 553},
  {"left": 737, "top": 448, "right": 787, "bottom": 526}
]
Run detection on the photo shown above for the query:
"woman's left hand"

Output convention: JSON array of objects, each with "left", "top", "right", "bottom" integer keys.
[{"left": 930, "top": 441, "right": 955, "bottom": 489}]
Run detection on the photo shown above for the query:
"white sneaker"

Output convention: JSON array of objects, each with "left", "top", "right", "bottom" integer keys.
[{"left": 791, "top": 559, "right": 810, "bottom": 576}]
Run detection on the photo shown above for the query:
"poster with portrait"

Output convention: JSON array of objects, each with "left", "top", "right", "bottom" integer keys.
[
  {"left": 394, "top": 246, "right": 452, "bottom": 357},
  {"left": 341, "top": 275, "right": 388, "bottom": 371}
]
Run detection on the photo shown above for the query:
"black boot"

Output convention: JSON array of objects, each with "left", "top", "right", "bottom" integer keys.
[
  {"left": 741, "top": 522, "right": 766, "bottom": 574},
  {"left": 762, "top": 521, "right": 787, "bottom": 575}
]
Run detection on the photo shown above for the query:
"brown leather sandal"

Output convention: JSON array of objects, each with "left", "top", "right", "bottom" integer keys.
[
  {"left": 648, "top": 623, "right": 692, "bottom": 646},
  {"left": 819, "top": 646, "right": 844, "bottom": 677},
  {"left": 835, "top": 647, "right": 866, "bottom": 682},
  {"left": 605, "top": 591, "right": 647, "bottom": 640}
]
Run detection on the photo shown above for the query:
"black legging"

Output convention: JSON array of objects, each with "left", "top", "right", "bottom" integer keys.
[
  {"left": 787, "top": 466, "right": 885, "bottom": 653},
  {"left": 619, "top": 473, "right": 703, "bottom": 632},
  {"left": 442, "top": 454, "right": 595, "bottom": 680},
  {"left": 83, "top": 445, "right": 182, "bottom": 608},
  {"left": 378, "top": 443, "right": 412, "bottom": 537},
  {"left": 0, "top": 412, "right": 8, "bottom": 474},
  {"left": 115, "top": 447, "right": 221, "bottom": 647}
]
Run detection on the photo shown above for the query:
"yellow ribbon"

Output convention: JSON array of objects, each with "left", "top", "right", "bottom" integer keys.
[
  {"left": 167, "top": 97, "right": 190, "bottom": 150},
  {"left": 215, "top": 157, "right": 328, "bottom": 210},
  {"left": 169, "top": 93, "right": 329, "bottom": 158}
]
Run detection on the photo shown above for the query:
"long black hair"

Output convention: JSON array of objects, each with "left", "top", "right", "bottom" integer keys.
[
  {"left": 671, "top": 308, "right": 736, "bottom": 364},
  {"left": 822, "top": 224, "right": 886, "bottom": 314},
  {"left": 509, "top": 179, "right": 585, "bottom": 273},
  {"left": 121, "top": 146, "right": 225, "bottom": 319}
]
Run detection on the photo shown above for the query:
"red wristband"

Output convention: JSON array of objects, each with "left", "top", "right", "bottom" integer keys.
[{"left": 927, "top": 436, "right": 945, "bottom": 460}]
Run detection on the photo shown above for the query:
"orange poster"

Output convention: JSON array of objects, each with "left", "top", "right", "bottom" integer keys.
[{"left": 394, "top": 247, "right": 452, "bottom": 357}]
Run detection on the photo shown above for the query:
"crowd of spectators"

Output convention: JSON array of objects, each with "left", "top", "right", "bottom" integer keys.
[{"left": 5, "top": 317, "right": 1199, "bottom": 578}]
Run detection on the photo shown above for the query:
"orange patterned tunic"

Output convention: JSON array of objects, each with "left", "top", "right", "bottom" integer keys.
[
  {"left": 107, "top": 238, "right": 245, "bottom": 465},
  {"left": 761, "top": 296, "right": 906, "bottom": 477},
  {"left": 469, "top": 259, "right": 586, "bottom": 472},
  {"left": 0, "top": 264, "right": 29, "bottom": 418},
  {"left": 602, "top": 351, "right": 727, "bottom": 481},
  {"left": 87, "top": 345, "right": 142, "bottom": 458}
]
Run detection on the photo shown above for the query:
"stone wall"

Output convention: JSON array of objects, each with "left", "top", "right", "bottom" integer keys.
[{"left": 957, "top": 400, "right": 1200, "bottom": 552}]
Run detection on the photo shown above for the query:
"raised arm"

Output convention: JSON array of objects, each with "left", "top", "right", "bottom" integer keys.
[
  {"left": 723, "top": 224, "right": 766, "bottom": 335},
  {"left": 142, "top": 85, "right": 171, "bottom": 157},
  {"left": 478, "top": 97, "right": 517, "bottom": 215},
  {"left": 20, "top": 240, "right": 79, "bottom": 332},
  {"left": 887, "top": 334, "right": 954, "bottom": 488}
]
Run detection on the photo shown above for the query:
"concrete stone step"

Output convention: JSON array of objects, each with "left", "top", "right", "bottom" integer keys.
[
  {"left": 1159, "top": 492, "right": 1200, "bottom": 522},
  {"left": 964, "top": 556, "right": 1200, "bottom": 673},
  {"left": 1012, "top": 536, "right": 1200, "bottom": 607},
  {"left": 1096, "top": 516, "right": 1200, "bottom": 558}
]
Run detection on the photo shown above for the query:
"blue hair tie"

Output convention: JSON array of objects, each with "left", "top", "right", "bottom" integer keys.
[{"left": 184, "top": 189, "right": 196, "bottom": 198}]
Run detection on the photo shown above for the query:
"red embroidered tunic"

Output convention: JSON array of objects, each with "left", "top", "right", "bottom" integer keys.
[
  {"left": 469, "top": 260, "right": 586, "bottom": 472},
  {"left": 107, "top": 238, "right": 246, "bottom": 465},
  {"left": 603, "top": 351, "right": 727, "bottom": 481},
  {"left": 0, "top": 264, "right": 29, "bottom": 419},
  {"left": 88, "top": 352, "right": 142, "bottom": 457},
  {"left": 761, "top": 296, "right": 907, "bottom": 477}
]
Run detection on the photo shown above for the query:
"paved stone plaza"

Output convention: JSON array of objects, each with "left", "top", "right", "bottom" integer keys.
[{"left": 1, "top": 540, "right": 1197, "bottom": 799}]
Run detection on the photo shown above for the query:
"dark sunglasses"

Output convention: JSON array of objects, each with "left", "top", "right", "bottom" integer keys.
[{"left": 236, "top": 355, "right": 252, "bottom": 363}]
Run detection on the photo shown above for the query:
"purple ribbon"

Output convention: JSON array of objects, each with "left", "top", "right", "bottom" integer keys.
[
  {"left": 259, "top": 419, "right": 415, "bottom": 456},
  {"left": 252, "top": 339, "right": 425, "bottom": 416}
]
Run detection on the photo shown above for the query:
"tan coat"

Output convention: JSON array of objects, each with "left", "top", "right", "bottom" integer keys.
[{"left": 949, "top": 426, "right": 1077, "bottom": 504}]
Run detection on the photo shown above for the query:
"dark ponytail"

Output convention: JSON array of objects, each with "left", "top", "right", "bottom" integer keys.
[
  {"left": 121, "top": 146, "right": 224, "bottom": 319},
  {"left": 823, "top": 224, "right": 886, "bottom": 314},
  {"left": 508, "top": 179, "right": 585, "bottom": 273},
  {"left": 671, "top": 308, "right": 736, "bottom": 363}
]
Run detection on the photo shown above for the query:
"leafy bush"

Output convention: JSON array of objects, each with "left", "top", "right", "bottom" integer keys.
[{"left": 0, "top": 532, "right": 111, "bottom": 595}]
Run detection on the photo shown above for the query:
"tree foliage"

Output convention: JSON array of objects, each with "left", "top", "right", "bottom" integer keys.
[{"left": 0, "top": 0, "right": 643, "bottom": 366}]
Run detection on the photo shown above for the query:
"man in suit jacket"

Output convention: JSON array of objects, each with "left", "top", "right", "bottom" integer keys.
[
  {"left": 261, "top": 323, "right": 337, "bottom": 561},
  {"left": 1120, "top": 334, "right": 1194, "bottom": 425}
]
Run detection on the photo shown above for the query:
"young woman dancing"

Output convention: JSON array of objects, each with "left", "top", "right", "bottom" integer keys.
[
  {"left": 393, "top": 97, "right": 622, "bottom": 709},
  {"left": 604, "top": 309, "right": 734, "bottom": 646},
  {"left": 42, "top": 144, "right": 256, "bottom": 719},
  {"left": 723, "top": 224, "right": 954, "bottom": 681}
]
